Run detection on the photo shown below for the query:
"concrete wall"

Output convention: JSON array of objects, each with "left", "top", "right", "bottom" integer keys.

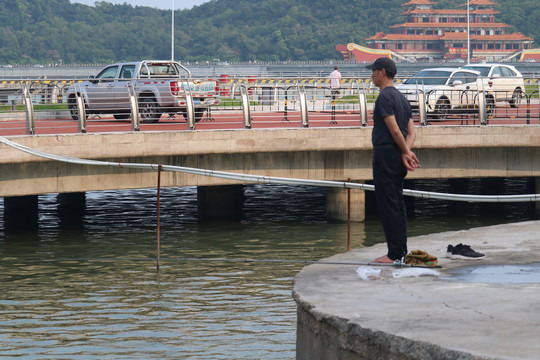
[{"left": 1, "top": 126, "right": 539, "bottom": 197}]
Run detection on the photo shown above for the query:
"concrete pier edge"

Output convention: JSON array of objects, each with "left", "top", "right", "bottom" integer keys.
[{"left": 293, "top": 220, "right": 540, "bottom": 360}]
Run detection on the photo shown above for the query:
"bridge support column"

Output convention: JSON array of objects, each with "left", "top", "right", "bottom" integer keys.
[
  {"left": 3, "top": 195, "right": 39, "bottom": 233},
  {"left": 57, "top": 192, "right": 86, "bottom": 227},
  {"left": 197, "top": 185, "right": 244, "bottom": 221},
  {"left": 326, "top": 186, "right": 365, "bottom": 222}
]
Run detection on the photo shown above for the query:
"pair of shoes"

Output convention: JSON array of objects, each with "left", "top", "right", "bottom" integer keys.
[{"left": 446, "top": 244, "right": 485, "bottom": 260}]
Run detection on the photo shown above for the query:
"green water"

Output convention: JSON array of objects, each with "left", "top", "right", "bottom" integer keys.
[{"left": 0, "top": 182, "right": 535, "bottom": 359}]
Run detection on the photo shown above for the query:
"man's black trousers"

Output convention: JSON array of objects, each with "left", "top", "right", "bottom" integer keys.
[{"left": 373, "top": 145, "right": 408, "bottom": 260}]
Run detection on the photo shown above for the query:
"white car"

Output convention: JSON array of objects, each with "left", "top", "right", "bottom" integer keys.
[
  {"left": 396, "top": 67, "right": 495, "bottom": 120},
  {"left": 461, "top": 64, "right": 525, "bottom": 108}
]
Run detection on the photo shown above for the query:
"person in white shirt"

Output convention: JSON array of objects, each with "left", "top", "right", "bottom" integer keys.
[{"left": 329, "top": 65, "right": 341, "bottom": 94}]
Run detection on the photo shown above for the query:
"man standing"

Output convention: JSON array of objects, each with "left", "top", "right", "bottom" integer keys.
[
  {"left": 366, "top": 57, "right": 420, "bottom": 264},
  {"left": 329, "top": 65, "right": 341, "bottom": 94}
]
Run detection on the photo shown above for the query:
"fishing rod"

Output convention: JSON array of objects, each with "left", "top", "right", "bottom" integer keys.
[{"left": 47, "top": 256, "right": 441, "bottom": 268}]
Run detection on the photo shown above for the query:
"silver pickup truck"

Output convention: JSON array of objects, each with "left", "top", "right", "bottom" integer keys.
[{"left": 66, "top": 60, "right": 219, "bottom": 123}]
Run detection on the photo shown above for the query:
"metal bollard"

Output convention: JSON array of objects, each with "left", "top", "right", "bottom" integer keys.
[
  {"left": 358, "top": 92, "right": 368, "bottom": 127},
  {"left": 478, "top": 91, "right": 487, "bottom": 125},
  {"left": 75, "top": 84, "right": 87, "bottom": 133},
  {"left": 127, "top": 82, "right": 140, "bottom": 132},
  {"left": 241, "top": 88, "right": 252, "bottom": 129},
  {"left": 185, "top": 91, "right": 196, "bottom": 130},
  {"left": 22, "top": 85, "right": 35, "bottom": 135},
  {"left": 418, "top": 92, "right": 428, "bottom": 126},
  {"left": 299, "top": 86, "right": 308, "bottom": 128}
]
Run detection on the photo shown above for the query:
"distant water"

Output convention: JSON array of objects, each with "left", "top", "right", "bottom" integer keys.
[{"left": 0, "top": 180, "right": 536, "bottom": 359}]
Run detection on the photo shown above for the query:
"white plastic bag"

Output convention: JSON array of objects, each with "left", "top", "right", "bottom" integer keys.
[
  {"left": 356, "top": 266, "right": 381, "bottom": 280},
  {"left": 392, "top": 268, "right": 441, "bottom": 279}
]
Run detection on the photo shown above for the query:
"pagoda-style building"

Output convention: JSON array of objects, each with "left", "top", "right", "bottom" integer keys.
[{"left": 338, "top": 0, "right": 535, "bottom": 62}]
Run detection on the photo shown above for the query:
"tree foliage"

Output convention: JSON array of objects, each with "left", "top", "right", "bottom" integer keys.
[{"left": 0, "top": 0, "right": 536, "bottom": 64}]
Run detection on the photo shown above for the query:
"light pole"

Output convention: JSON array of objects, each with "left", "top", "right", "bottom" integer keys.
[
  {"left": 171, "top": 0, "right": 175, "bottom": 61},
  {"left": 467, "top": 0, "right": 470, "bottom": 64}
]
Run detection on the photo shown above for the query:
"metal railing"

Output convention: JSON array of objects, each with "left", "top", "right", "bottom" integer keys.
[{"left": 0, "top": 76, "right": 538, "bottom": 136}]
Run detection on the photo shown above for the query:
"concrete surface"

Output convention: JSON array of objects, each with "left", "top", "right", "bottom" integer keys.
[{"left": 293, "top": 220, "right": 540, "bottom": 360}]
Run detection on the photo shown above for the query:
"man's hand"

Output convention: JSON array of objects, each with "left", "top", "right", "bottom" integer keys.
[{"left": 402, "top": 151, "right": 420, "bottom": 172}]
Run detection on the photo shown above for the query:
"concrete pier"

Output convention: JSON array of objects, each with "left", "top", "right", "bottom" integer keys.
[{"left": 293, "top": 220, "right": 540, "bottom": 360}]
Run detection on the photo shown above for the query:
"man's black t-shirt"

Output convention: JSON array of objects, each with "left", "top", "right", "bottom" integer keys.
[{"left": 371, "top": 86, "right": 412, "bottom": 147}]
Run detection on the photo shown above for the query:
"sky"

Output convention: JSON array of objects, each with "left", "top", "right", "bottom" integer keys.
[{"left": 70, "top": 0, "right": 210, "bottom": 10}]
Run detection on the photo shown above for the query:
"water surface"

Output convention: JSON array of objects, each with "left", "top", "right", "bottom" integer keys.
[{"left": 0, "top": 181, "right": 535, "bottom": 359}]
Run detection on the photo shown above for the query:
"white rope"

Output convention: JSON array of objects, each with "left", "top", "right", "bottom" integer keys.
[{"left": 1, "top": 136, "right": 539, "bottom": 203}]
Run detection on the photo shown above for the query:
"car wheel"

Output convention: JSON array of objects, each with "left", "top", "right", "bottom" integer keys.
[
  {"left": 485, "top": 95, "right": 495, "bottom": 120},
  {"left": 509, "top": 89, "right": 522, "bottom": 108},
  {"left": 139, "top": 97, "right": 161, "bottom": 123},
  {"left": 68, "top": 95, "right": 87, "bottom": 121},
  {"left": 434, "top": 98, "right": 450, "bottom": 120}
]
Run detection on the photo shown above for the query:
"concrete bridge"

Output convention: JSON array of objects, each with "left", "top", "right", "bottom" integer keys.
[{"left": 1, "top": 125, "right": 539, "bottom": 228}]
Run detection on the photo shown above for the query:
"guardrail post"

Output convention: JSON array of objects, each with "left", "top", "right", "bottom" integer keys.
[
  {"left": 299, "top": 86, "right": 309, "bottom": 128},
  {"left": 358, "top": 92, "right": 368, "bottom": 127},
  {"left": 127, "top": 81, "right": 140, "bottom": 131},
  {"left": 22, "top": 84, "right": 35, "bottom": 135},
  {"left": 75, "top": 84, "right": 87, "bottom": 133},
  {"left": 241, "top": 87, "right": 252, "bottom": 129},
  {"left": 418, "top": 92, "right": 428, "bottom": 126},
  {"left": 182, "top": 84, "right": 195, "bottom": 130},
  {"left": 478, "top": 90, "right": 487, "bottom": 125}
]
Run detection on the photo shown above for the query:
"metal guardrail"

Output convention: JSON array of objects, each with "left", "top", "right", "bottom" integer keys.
[{"left": 0, "top": 76, "right": 538, "bottom": 135}]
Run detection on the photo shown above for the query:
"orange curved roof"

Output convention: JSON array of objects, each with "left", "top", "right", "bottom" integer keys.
[
  {"left": 465, "top": 0, "right": 498, "bottom": 5},
  {"left": 441, "top": 32, "right": 532, "bottom": 41},
  {"left": 402, "top": 0, "right": 436, "bottom": 5},
  {"left": 390, "top": 22, "right": 510, "bottom": 28},
  {"left": 367, "top": 34, "right": 442, "bottom": 41},
  {"left": 402, "top": 9, "right": 499, "bottom": 15}
]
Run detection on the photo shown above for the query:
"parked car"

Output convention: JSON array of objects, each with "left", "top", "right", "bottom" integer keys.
[
  {"left": 460, "top": 63, "right": 525, "bottom": 108},
  {"left": 66, "top": 60, "right": 219, "bottom": 123},
  {"left": 396, "top": 67, "right": 495, "bottom": 120}
]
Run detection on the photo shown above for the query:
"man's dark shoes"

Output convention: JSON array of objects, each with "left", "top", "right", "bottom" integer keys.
[
  {"left": 447, "top": 243, "right": 485, "bottom": 260},
  {"left": 446, "top": 244, "right": 454, "bottom": 258}
]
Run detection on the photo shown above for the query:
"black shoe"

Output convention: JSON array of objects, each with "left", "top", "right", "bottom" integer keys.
[
  {"left": 446, "top": 244, "right": 454, "bottom": 258},
  {"left": 449, "top": 243, "right": 485, "bottom": 260}
]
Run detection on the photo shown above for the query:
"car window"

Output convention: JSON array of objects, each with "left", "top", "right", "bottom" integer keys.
[
  {"left": 451, "top": 71, "right": 476, "bottom": 85},
  {"left": 500, "top": 66, "right": 515, "bottom": 77},
  {"left": 120, "top": 65, "right": 136, "bottom": 79},
  {"left": 462, "top": 66, "right": 489, "bottom": 76},
  {"left": 403, "top": 70, "right": 452, "bottom": 85},
  {"left": 96, "top": 66, "right": 119, "bottom": 80},
  {"left": 491, "top": 67, "right": 503, "bottom": 77},
  {"left": 148, "top": 64, "right": 177, "bottom": 76}
]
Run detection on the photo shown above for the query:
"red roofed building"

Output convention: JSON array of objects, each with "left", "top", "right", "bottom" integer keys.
[{"left": 337, "top": 0, "right": 534, "bottom": 62}]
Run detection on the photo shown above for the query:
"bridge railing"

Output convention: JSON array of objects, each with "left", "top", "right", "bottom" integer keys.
[{"left": 0, "top": 76, "right": 538, "bottom": 136}]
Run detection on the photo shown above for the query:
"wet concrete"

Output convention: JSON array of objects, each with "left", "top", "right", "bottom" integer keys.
[
  {"left": 442, "top": 263, "right": 540, "bottom": 285},
  {"left": 293, "top": 220, "right": 540, "bottom": 360}
]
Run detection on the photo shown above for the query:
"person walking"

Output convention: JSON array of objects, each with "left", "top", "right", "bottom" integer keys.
[
  {"left": 329, "top": 65, "right": 341, "bottom": 94},
  {"left": 365, "top": 57, "right": 420, "bottom": 264}
]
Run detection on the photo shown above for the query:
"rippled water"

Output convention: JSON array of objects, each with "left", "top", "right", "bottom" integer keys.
[{"left": 0, "top": 181, "right": 536, "bottom": 359}]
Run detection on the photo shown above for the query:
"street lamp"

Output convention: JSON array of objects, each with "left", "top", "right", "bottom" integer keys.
[
  {"left": 171, "top": 0, "right": 175, "bottom": 61},
  {"left": 467, "top": 0, "right": 470, "bottom": 64}
]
